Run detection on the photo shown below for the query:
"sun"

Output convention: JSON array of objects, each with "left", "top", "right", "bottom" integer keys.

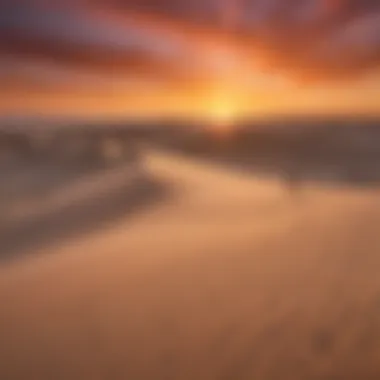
[
  {"left": 207, "top": 98, "right": 236, "bottom": 136},
  {"left": 211, "top": 103, "right": 234, "bottom": 123}
]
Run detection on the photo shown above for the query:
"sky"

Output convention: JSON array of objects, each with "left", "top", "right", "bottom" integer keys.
[{"left": 0, "top": 0, "right": 379, "bottom": 119}]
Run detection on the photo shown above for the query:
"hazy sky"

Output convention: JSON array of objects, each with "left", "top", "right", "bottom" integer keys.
[{"left": 1, "top": 0, "right": 379, "bottom": 119}]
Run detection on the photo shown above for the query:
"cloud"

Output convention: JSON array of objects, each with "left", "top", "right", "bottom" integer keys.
[
  {"left": 238, "top": 0, "right": 380, "bottom": 80},
  {"left": 1, "top": 0, "right": 380, "bottom": 85}
]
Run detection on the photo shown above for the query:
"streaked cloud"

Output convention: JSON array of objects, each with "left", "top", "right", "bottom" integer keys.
[{"left": 0, "top": 0, "right": 379, "bottom": 117}]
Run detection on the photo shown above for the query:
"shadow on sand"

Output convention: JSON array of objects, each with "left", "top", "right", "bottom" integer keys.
[
  {"left": 158, "top": 118, "right": 380, "bottom": 190},
  {"left": 0, "top": 160, "right": 172, "bottom": 263}
]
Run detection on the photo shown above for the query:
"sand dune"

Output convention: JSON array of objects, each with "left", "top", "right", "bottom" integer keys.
[{"left": 1, "top": 150, "right": 380, "bottom": 379}]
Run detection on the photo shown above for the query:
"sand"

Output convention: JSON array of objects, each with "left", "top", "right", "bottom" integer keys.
[{"left": 1, "top": 150, "right": 380, "bottom": 379}]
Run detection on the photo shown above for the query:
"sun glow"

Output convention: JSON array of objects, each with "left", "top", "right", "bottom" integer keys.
[
  {"left": 211, "top": 102, "right": 234, "bottom": 124},
  {"left": 206, "top": 95, "right": 237, "bottom": 136}
]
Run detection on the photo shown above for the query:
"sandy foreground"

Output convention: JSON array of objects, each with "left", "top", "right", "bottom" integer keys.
[{"left": 1, "top": 150, "right": 380, "bottom": 379}]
